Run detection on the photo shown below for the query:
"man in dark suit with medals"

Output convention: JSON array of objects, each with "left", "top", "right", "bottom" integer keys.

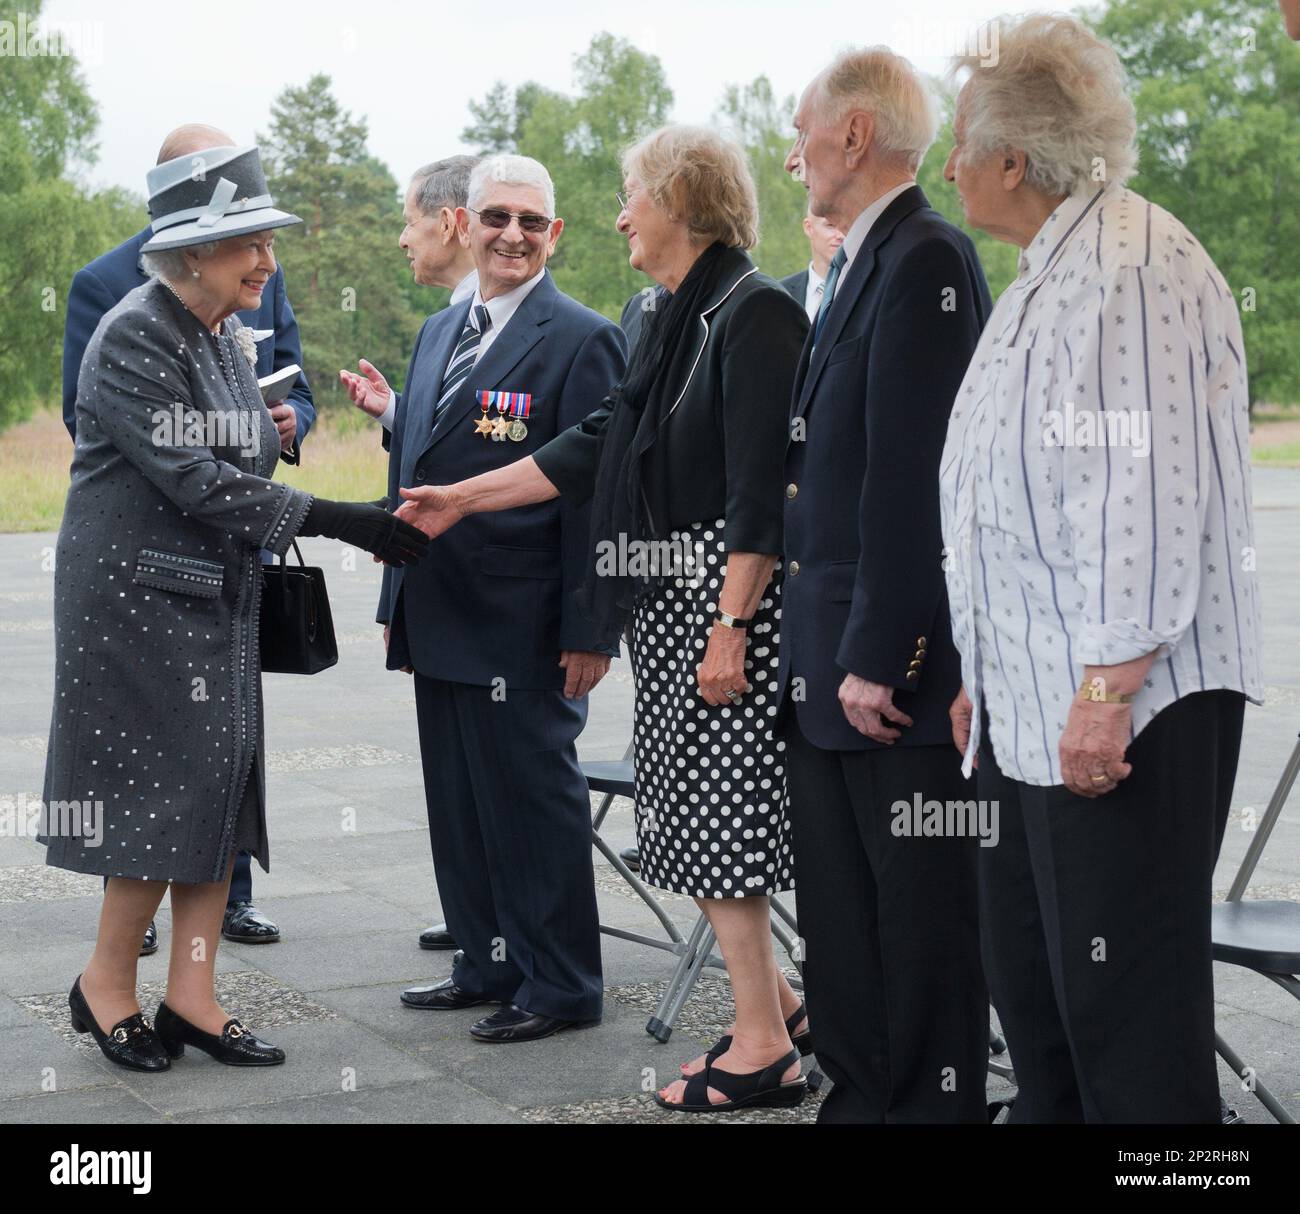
[
  {"left": 61, "top": 123, "right": 314, "bottom": 955},
  {"left": 376, "top": 155, "right": 626, "bottom": 1041},
  {"left": 777, "top": 50, "right": 993, "bottom": 1122}
]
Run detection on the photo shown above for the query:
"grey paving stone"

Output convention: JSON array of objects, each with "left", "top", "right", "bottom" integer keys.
[
  {"left": 0, "top": 1084, "right": 162, "bottom": 1124},
  {"left": 106, "top": 1017, "right": 442, "bottom": 1117},
  {"left": 0, "top": 939, "right": 253, "bottom": 999},
  {"left": 233, "top": 929, "right": 434, "bottom": 992},
  {"left": 0, "top": 1025, "right": 126, "bottom": 1100},
  {"left": 173, "top": 1078, "right": 522, "bottom": 1124}
]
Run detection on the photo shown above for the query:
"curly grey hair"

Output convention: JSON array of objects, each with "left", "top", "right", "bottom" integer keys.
[
  {"left": 140, "top": 241, "right": 221, "bottom": 282},
  {"left": 950, "top": 13, "right": 1138, "bottom": 196}
]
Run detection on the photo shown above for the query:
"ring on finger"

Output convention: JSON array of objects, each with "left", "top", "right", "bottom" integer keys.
[{"left": 723, "top": 688, "right": 742, "bottom": 705}]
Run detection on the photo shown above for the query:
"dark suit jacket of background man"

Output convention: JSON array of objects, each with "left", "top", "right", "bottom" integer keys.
[
  {"left": 779, "top": 185, "right": 993, "bottom": 751},
  {"left": 780, "top": 268, "right": 809, "bottom": 308},
  {"left": 62, "top": 227, "right": 315, "bottom": 461},
  {"left": 378, "top": 270, "right": 627, "bottom": 685}
]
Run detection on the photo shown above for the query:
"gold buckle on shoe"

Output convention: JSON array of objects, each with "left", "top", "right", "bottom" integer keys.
[
  {"left": 227, "top": 1022, "right": 245, "bottom": 1038},
  {"left": 113, "top": 1027, "right": 128, "bottom": 1043}
]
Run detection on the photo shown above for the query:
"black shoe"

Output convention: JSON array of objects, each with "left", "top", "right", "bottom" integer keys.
[
  {"left": 139, "top": 920, "right": 159, "bottom": 958},
  {"left": 222, "top": 901, "right": 280, "bottom": 944},
  {"left": 69, "top": 976, "right": 169, "bottom": 1073},
  {"left": 655, "top": 1047, "right": 806, "bottom": 1113},
  {"left": 400, "top": 978, "right": 496, "bottom": 1010},
  {"left": 154, "top": 1002, "right": 285, "bottom": 1066},
  {"left": 618, "top": 845, "right": 641, "bottom": 872},
  {"left": 469, "top": 1004, "right": 599, "bottom": 1043},
  {"left": 418, "top": 923, "right": 457, "bottom": 951},
  {"left": 697, "top": 1002, "right": 814, "bottom": 1071}
]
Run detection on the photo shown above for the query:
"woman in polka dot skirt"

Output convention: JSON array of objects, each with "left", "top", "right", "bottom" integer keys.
[{"left": 396, "top": 125, "right": 815, "bottom": 1112}]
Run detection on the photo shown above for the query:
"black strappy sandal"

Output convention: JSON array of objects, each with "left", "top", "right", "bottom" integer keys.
[
  {"left": 656, "top": 1047, "right": 807, "bottom": 1113},
  {"left": 688, "top": 1003, "right": 814, "bottom": 1074}
]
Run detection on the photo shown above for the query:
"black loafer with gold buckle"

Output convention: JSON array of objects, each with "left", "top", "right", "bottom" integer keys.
[
  {"left": 68, "top": 976, "right": 170, "bottom": 1072},
  {"left": 154, "top": 1002, "right": 286, "bottom": 1066}
]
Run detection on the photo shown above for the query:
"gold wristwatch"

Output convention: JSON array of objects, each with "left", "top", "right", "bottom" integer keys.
[{"left": 714, "top": 611, "right": 754, "bottom": 630}]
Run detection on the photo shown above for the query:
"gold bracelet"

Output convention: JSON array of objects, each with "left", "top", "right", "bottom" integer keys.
[{"left": 1078, "top": 677, "right": 1136, "bottom": 705}]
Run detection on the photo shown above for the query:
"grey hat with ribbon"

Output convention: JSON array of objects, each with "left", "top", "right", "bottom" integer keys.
[{"left": 140, "top": 145, "right": 300, "bottom": 252}]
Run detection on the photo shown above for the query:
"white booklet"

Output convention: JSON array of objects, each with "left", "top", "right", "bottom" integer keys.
[{"left": 257, "top": 364, "right": 301, "bottom": 404}]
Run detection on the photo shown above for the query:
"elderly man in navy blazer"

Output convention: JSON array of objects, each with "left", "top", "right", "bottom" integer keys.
[
  {"left": 377, "top": 154, "right": 627, "bottom": 1042},
  {"left": 61, "top": 123, "right": 314, "bottom": 955},
  {"left": 778, "top": 50, "right": 993, "bottom": 1122}
]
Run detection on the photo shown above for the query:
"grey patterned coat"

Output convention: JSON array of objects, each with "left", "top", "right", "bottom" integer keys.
[{"left": 40, "top": 279, "right": 313, "bottom": 882}]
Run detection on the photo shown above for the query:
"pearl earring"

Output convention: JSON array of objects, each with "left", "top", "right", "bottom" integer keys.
[{"left": 192, "top": 270, "right": 200, "bottom": 278}]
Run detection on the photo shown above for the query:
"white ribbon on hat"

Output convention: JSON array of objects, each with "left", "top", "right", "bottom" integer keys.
[{"left": 196, "top": 177, "right": 240, "bottom": 228}]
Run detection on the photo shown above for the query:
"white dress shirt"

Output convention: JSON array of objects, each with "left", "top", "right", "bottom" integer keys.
[
  {"left": 838, "top": 180, "right": 915, "bottom": 273},
  {"left": 470, "top": 265, "right": 546, "bottom": 363},
  {"left": 377, "top": 267, "right": 483, "bottom": 431},
  {"left": 940, "top": 183, "right": 1263, "bottom": 786},
  {"left": 802, "top": 262, "right": 826, "bottom": 322}
]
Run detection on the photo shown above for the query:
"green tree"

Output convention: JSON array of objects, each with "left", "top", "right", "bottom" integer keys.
[
  {"left": 258, "top": 74, "right": 421, "bottom": 410},
  {"left": 0, "top": 0, "right": 145, "bottom": 430},
  {"left": 1088, "top": 0, "right": 1300, "bottom": 406},
  {"left": 713, "top": 76, "right": 808, "bottom": 280},
  {"left": 463, "top": 33, "right": 673, "bottom": 320}
]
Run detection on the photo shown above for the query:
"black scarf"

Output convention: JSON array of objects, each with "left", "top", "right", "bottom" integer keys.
[{"left": 578, "top": 242, "right": 747, "bottom": 642}]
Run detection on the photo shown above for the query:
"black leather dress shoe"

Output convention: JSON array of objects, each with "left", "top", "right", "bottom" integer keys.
[
  {"left": 418, "top": 923, "right": 457, "bottom": 951},
  {"left": 469, "top": 1004, "right": 599, "bottom": 1043},
  {"left": 69, "top": 976, "right": 169, "bottom": 1072},
  {"left": 618, "top": 846, "right": 641, "bottom": 873},
  {"left": 222, "top": 901, "right": 280, "bottom": 944},
  {"left": 400, "top": 978, "right": 496, "bottom": 1010},
  {"left": 139, "top": 920, "right": 159, "bottom": 957},
  {"left": 154, "top": 1002, "right": 285, "bottom": 1066}
]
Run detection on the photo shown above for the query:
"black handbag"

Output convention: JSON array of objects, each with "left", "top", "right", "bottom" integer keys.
[{"left": 259, "top": 540, "right": 338, "bottom": 675}]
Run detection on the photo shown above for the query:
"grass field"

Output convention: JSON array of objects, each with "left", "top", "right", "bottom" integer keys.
[
  {"left": 0, "top": 405, "right": 389, "bottom": 533},
  {"left": 2, "top": 400, "right": 1298, "bottom": 534}
]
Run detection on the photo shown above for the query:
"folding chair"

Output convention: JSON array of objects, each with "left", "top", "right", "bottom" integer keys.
[{"left": 1210, "top": 729, "right": 1300, "bottom": 1124}]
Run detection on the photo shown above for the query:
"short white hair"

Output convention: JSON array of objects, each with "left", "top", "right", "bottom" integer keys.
[
  {"left": 815, "top": 46, "right": 938, "bottom": 172},
  {"left": 951, "top": 13, "right": 1138, "bottom": 196},
  {"left": 140, "top": 240, "right": 220, "bottom": 281},
  {"left": 467, "top": 154, "right": 555, "bottom": 218}
]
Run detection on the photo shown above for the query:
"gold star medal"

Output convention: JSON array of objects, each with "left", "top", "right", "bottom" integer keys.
[{"left": 473, "top": 391, "right": 494, "bottom": 437}]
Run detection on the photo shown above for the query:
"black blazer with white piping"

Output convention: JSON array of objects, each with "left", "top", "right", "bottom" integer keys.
[{"left": 535, "top": 253, "right": 809, "bottom": 553}]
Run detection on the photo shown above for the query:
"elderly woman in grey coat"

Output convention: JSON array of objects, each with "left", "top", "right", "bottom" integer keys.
[{"left": 41, "top": 146, "right": 427, "bottom": 1072}]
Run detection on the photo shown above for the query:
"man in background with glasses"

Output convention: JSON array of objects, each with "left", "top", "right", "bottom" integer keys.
[{"left": 375, "top": 155, "right": 627, "bottom": 1042}]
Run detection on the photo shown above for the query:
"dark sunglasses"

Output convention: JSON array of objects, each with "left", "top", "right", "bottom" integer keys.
[{"left": 469, "top": 207, "right": 552, "bottom": 234}]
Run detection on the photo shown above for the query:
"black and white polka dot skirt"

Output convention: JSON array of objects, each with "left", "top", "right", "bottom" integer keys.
[{"left": 629, "top": 519, "right": 793, "bottom": 898}]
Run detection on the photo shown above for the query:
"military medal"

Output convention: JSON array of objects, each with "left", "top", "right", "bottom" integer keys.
[{"left": 475, "top": 390, "right": 533, "bottom": 442}]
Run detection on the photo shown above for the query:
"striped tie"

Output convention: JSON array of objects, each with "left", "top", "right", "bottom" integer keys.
[
  {"left": 432, "top": 304, "right": 491, "bottom": 432},
  {"left": 812, "top": 247, "right": 846, "bottom": 346}
]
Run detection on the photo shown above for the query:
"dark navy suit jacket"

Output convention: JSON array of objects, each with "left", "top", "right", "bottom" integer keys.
[
  {"left": 62, "top": 227, "right": 315, "bottom": 461},
  {"left": 378, "top": 271, "right": 628, "bottom": 690},
  {"left": 779, "top": 186, "right": 992, "bottom": 751}
]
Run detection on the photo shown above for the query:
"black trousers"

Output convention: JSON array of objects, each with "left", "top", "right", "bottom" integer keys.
[
  {"left": 783, "top": 721, "right": 988, "bottom": 1123},
  {"left": 413, "top": 674, "right": 603, "bottom": 1022},
  {"left": 977, "top": 690, "right": 1245, "bottom": 1123}
]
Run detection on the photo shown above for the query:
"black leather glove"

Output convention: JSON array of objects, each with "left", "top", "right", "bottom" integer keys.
[{"left": 299, "top": 498, "right": 429, "bottom": 566}]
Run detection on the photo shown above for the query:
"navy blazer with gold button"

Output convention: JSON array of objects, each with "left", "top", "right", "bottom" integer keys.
[
  {"left": 778, "top": 186, "right": 992, "bottom": 751},
  {"left": 377, "top": 270, "right": 627, "bottom": 690}
]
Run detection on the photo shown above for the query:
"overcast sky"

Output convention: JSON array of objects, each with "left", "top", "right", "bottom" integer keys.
[{"left": 43, "top": 0, "right": 1005, "bottom": 197}]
